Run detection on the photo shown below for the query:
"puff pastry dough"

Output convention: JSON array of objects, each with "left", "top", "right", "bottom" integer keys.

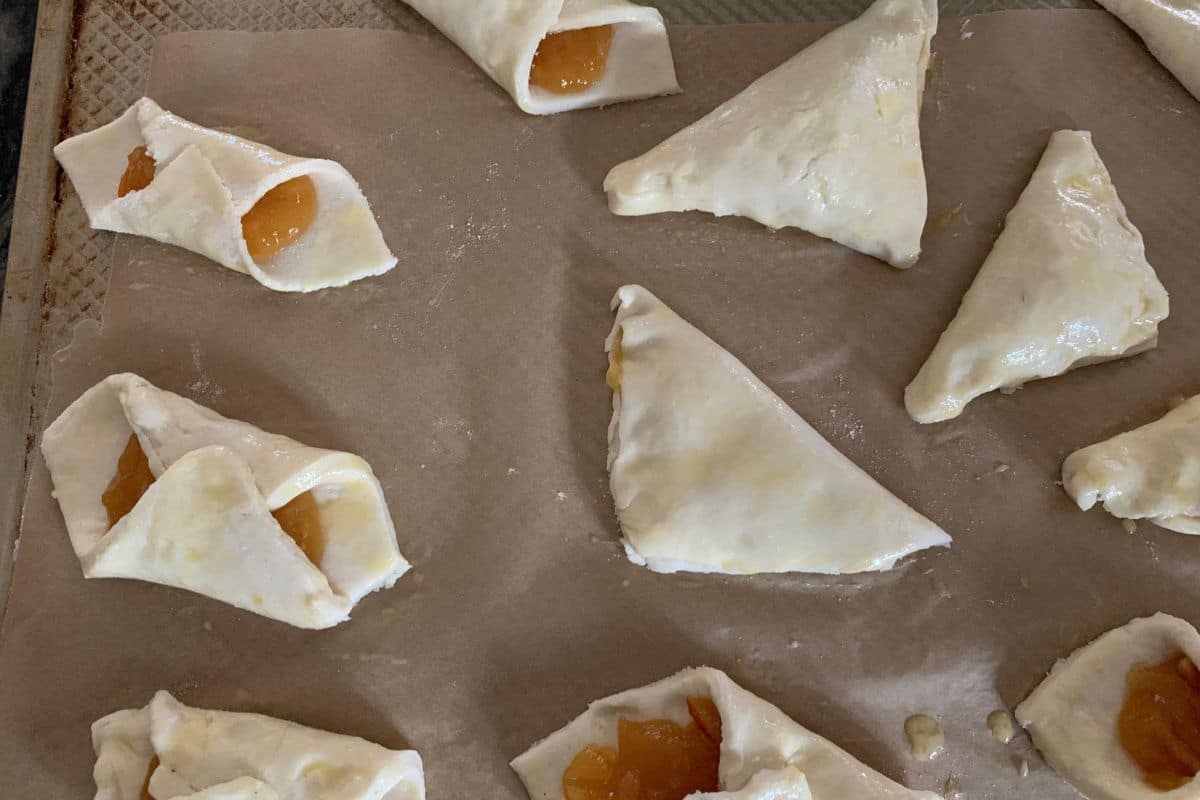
[
  {"left": 399, "top": 0, "right": 678, "bottom": 115},
  {"left": 1097, "top": 0, "right": 1200, "bottom": 102},
  {"left": 1015, "top": 614, "right": 1200, "bottom": 800},
  {"left": 41, "top": 373, "right": 409, "bottom": 629},
  {"left": 905, "top": 130, "right": 1169, "bottom": 423},
  {"left": 1062, "top": 394, "right": 1200, "bottom": 534},
  {"left": 512, "top": 666, "right": 941, "bottom": 800},
  {"left": 53, "top": 97, "right": 395, "bottom": 292},
  {"left": 92, "top": 690, "right": 424, "bottom": 800},
  {"left": 603, "top": 0, "right": 937, "bottom": 268},
  {"left": 606, "top": 285, "right": 950, "bottom": 574}
]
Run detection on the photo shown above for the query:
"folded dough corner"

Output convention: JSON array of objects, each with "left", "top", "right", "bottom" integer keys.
[
  {"left": 400, "top": 0, "right": 679, "bottom": 115},
  {"left": 512, "top": 666, "right": 941, "bottom": 800},
  {"left": 1016, "top": 613, "right": 1200, "bottom": 800},
  {"left": 605, "top": 285, "right": 951, "bottom": 575},
  {"left": 53, "top": 97, "right": 396, "bottom": 292},
  {"left": 92, "top": 690, "right": 425, "bottom": 800},
  {"left": 905, "top": 130, "right": 1169, "bottom": 424},
  {"left": 1063, "top": 393, "right": 1200, "bottom": 534},
  {"left": 41, "top": 373, "right": 410, "bottom": 629},
  {"left": 603, "top": 0, "right": 936, "bottom": 268},
  {"left": 1097, "top": 0, "right": 1200, "bottom": 103}
]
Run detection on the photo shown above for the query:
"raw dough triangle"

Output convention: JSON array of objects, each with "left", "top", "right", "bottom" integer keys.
[
  {"left": 905, "top": 130, "right": 1169, "bottom": 424},
  {"left": 1098, "top": 0, "right": 1200, "bottom": 102},
  {"left": 606, "top": 285, "right": 950, "bottom": 574},
  {"left": 603, "top": 0, "right": 937, "bottom": 268}
]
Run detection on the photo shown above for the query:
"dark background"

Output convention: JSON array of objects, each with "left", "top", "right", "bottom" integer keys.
[{"left": 1, "top": 1, "right": 39, "bottom": 309}]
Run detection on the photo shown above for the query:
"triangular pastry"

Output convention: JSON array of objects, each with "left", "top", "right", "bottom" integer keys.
[
  {"left": 92, "top": 691, "right": 425, "bottom": 800},
  {"left": 41, "top": 373, "right": 409, "bottom": 629},
  {"left": 1097, "top": 0, "right": 1200, "bottom": 102},
  {"left": 905, "top": 130, "right": 1169, "bottom": 423},
  {"left": 512, "top": 666, "right": 941, "bottom": 800},
  {"left": 603, "top": 0, "right": 937, "bottom": 268},
  {"left": 53, "top": 97, "right": 395, "bottom": 292},
  {"left": 606, "top": 285, "right": 950, "bottom": 574},
  {"left": 1016, "top": 614, "right": 1200, "bottom": 800},
  {"left": 1063, "top": 394, "right": 1200, "bottom": 534},
  {"left": 400, "top": 0, "right": 678, "bottom": 115}
]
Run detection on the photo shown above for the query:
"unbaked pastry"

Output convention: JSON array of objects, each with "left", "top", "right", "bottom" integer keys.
[
  {"left": 603, "top": 0, "right": 937, "bottom": 268},
  {"left": 399, "top": 0, "right": 678, "bottom": 115},
  {"left": 41, "top": 373, "right": 409, "bottom": 629},
  {"left": 92, "top": 690, "right": 424, "bottom": 800},
  {"left": 1015, "top": 613, "right": 1200, "bottom": 800},
  {"left": 1063, "top": 394, "right": 1200, "bottom": 534},
  {"left": 1097, "top": 0, "right": 1200, "bottom": 102},
  {"left": 512, "top": 666, "right": 941, "bottom": 800},
  {"left": 905, "top": 130, "right": 1169, "bottom": 424},
  {"left": 606, "top": 285, "right": 951, "bottom": 574},
  {"left": 53, "top": 97, "right": 395, "bottom": 292}
]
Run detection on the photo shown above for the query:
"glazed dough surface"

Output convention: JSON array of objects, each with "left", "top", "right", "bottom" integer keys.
[
  {"left": 1063, "top": 394, "right": 1200, "bottom": 534},
  {"left": 91, "top": 691, "right": 424, "bottom": 800},
  {"left": 41, "top": 373, "right": 410, "bottom": 629},
  {"left": 512, "top": 666, "right": 941, "bottom": 800},
  {"left": 1097, "top": 0, "right": 1200, "bottom": 102},
  {"left": 399, "top": 0, "right": 678, "bottom": 114},
  {"left": 606, "top": 285, "right": 950, "bottom": 575},
  {"left": 603, "top": 0, "right": 936, "bottom": 268},
  {"left": 905, "top": 130, "right": 1169, "bottom": 423},
  {"left": 1015, "top": 614, "right": 1200, "bottom": 800},
  {"left": 53, "top": 97, "right": 396, "bottom": 292}
]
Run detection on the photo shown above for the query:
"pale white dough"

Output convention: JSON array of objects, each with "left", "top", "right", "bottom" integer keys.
[
  {"left": 399, "top": 0, "right": 678, "bottom": 114},
  {"left": 606, "top": 285, "right": 950, "bottom": 574},
  {"left": 91, "top": 691, "right": 424, "bottom": 800},
  {"left": 1015, "top": 614, "right": 1200, "bottom": 800},
  {"left": 1063, "top": 394, "right": 1200, "bottom": 534},
  {"left": 1097, "top": 0, "right": 1200, "bottom": 102},
  {"left": 512, "top": 666, "right": 941, "bottom": 800},
  {"left": 41, "top": 373, "right": 409, "bottom": 629},
  {"left": 603, "top": 0, "right": 937, "bottom": 268},
  {"left": 53, "top": 97, "right": 396, "bottom": 292},
  {"left": 905, "top": 130, "right": 1169, "bottom": 423}
]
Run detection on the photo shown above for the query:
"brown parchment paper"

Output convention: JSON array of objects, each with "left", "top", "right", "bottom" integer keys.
[{"left": 2, "top": 11, "right": 1200, "bottom": 799}]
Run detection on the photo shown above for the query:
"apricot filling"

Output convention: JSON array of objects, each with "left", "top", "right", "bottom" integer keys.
[
  {"left": 240, "top": 175, "right": 319, "bottom": 263},
  {"left": 562, "top": 696, "right": 721, "bottom": 800},
  {"left": 530, "top": 25, "right": 614, "bottom": 95},
  {"left": 140, "top": 755, "right": 159, "bottom": 800},
  {"left": 99, "top": 435, "right": 326, "bottom": 565},
  {"left": 1118, "top": 653, "right": 1200, "bottom": 790},
  {"left": 117, "top": 146, "right": 157, "bottom": 197}
]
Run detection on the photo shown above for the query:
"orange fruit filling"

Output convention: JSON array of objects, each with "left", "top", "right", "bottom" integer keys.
[
  {"left": 117, "top": 146, "right": 157, "bottom": 197},
  {"left": 270, "top": 489, "right": 326, "bottom": 565},
  {"left": 240, "top": 175, "right": 319, "bottom": 263},
  {"left": 1119, "top": 654, "right": 1200, "bottom": 790},
  {"left": 562, "top": 696, "right": 721, "bottom": 800},
  {"left": 530, "top": 25, "right": 614, "bottom": 95},
  {"left": 140, "top": 755, "right": 159, "bottom": 800}
]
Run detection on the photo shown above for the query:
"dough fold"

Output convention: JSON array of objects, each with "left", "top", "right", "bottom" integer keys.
[
  {"left": 1063, "top": 394, "right": 1200, "bottom": 534},
  {"left": 1015, "top": 613, "right": 1200, "bottom": 800},
  {"left": 400, "top": 0, "right": 678, "bottom": 114},
  {"left": 53, "top": 97, "right": 396, "bottom": 292},
  {"left": 92, "top": 691, "right": 425, "bottom": 800},
  {"left": 606, "top": 285, "right": 950, "bottom": 575},
  {"left": 905, "top": 130, "right": 1169, "bottom": 423},
  {"left": 41, "top": 373, "right": 410, "bottom": 629},
  {"left": 512, "top": 666, "right": 941, "bottom": 800},
  {"left": 603, "top": 0, "right": 937, "bottom": 268},
  {"left": 1097, "top": 0, "right": 1200, "bottom": 102}
]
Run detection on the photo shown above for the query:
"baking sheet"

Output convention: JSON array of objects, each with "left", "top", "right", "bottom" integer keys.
[{"left": 2, "top": 12, "right": 1199, "bottom": 798}]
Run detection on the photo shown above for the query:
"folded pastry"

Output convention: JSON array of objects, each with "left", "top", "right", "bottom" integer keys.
[
  {"left": 41, "top": 373, "right": 409, "bottom": 629},
  {"left": 92, "top": 690, "right": 424, "bottom": 800},
  {"left": 1062, "top": 394, "right": 1200, "bottom": 534},
  {"left": 1016, "top": 614, "right": 1200, "bottom": 799},
  {"left": 512, "top": 666, "right": 941, "bottom": 800},
  {"left": 603, "top": 0, "right": 937, "bottom": 268},
  {"left": 53, "top": 97, "right": 395, "bottom": 292},
  {"left": 400, "top": 0, "right": 678, "bottom": 115},
  {"left": 1097, "top": 0, "right": 1200, "bottom": 102},
  {"left": 606, "top": 285, "right": 950, "bottom": 574},
  {"left": 905, "top": 130, "right": 1169, "bottom": 423}
]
